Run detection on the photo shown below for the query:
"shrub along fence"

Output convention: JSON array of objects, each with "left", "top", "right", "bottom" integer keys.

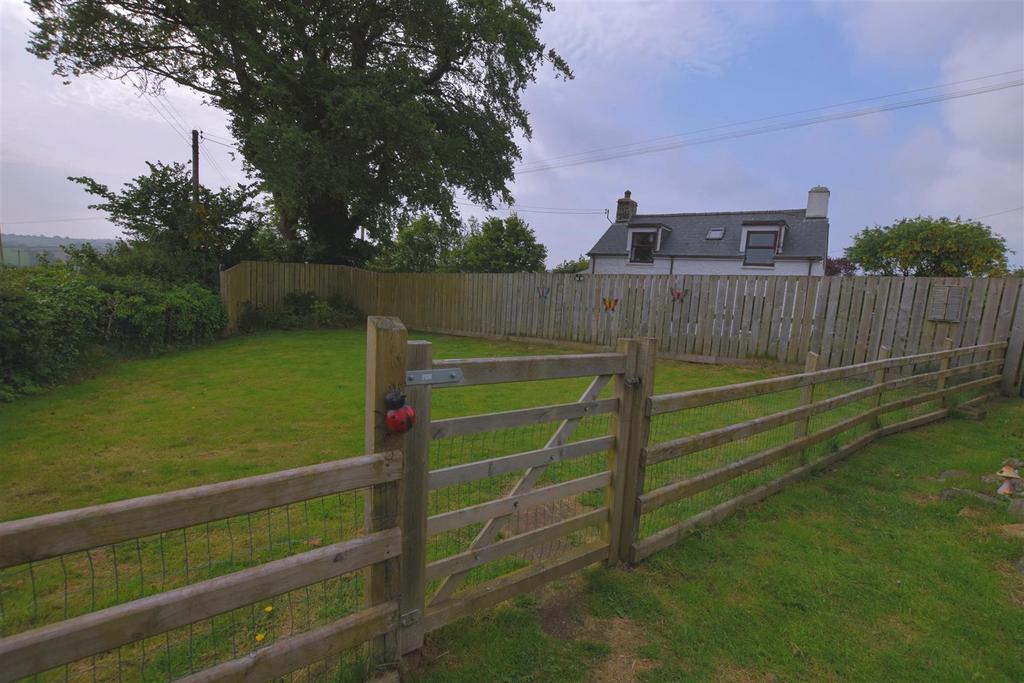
[
  {"left": 0, "top": 317, "right": 1008, "bottom": 681},
  {"left": 218, "top": 262, "right": 1024, "bottom": 396}
]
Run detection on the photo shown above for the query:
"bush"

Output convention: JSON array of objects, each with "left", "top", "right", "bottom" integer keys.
[
  {"left": 0, "top": 266, "right": 102, "bottom": 399},
  {"left": 91, "top": 275, "right": 226, "bottom": 351},
  {"left": 239, "top": 291, "right": 363, "bottom": 332},
  {"left": 0, "top": 265, "right": 227, "bottom": 400}
]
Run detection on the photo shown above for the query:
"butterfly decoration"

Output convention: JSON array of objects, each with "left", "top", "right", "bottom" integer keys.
[
  {"left": 602, "top": 297, "right": 619, "bottom": 312},
  {"left": 537, "top": 286, "right": 550, "bottom": 299},
  {"left": 671, "top": 288, "right": 688, "bottom": 301}
]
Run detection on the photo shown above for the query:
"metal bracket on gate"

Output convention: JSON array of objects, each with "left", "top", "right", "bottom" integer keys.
[
  {"left": 624, "top": 376, "right": 642, "bottom": 388},
  {"left": 406, "top": 368, "right": 463, "bottom": 386},
  {"left": 400, "top": 609, "right": 421, "bottom": 627}
]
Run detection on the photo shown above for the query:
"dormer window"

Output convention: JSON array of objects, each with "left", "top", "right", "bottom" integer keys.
[
  {"left": 744, "top": 231, "right": 778, "bottom": 266},
  {"left": 706, "top": 228, "right": 725, "bottom": 240},
  {"left": 629, "top": 230, "right": 657, "bottom": 263}
]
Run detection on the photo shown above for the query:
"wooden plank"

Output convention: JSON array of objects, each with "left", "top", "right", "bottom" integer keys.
[
  {"left": 432, "top": 353, "right": 626, "bottom": 386},
  {"left": 818, "top": 276, "right": 841, "bottom": 363},
  {"left": 794, "top": 351, "right": 820, "bottom": 462},
  {"left": 428, "top": 373, "right": 612, "bottom": 604},
  {"left": 430, "top": 398, "right": 618, "bottom": 440},
  {"left": 423, "top": 542, "right": 609, "bottom": 632},
  {"left": 426, "top": 471, "right": 610, "bottom": 537},
  {"left": 610, "top": 337, "right": 656, "bottom": 565},
  {"left": 852, "top": 276, "right": 876, "bottom": 365},
  {"left": 632, "top": 429, "right": 879, "bottom": 562},
  {"left": 399, "top": 341, "right": 432, "bottom": 654},
  {"left": 0, "top": 452, "right": 401, "bottom": 568},
  {"left": 0, "top": 528, "right": 402, "bottom": 681},
  {"left": 177, "top": 602, "right": 398, "bottom": 683},
  {"left": 428, "top": 436, "right": 615, "bottom": 491},
  {"left": 426, "top": 508, "right": 607, "bottom": 582},
  {"left": 363, "top": 316, "right": 407, "bottom": 665},
  {"left": 1003, "top": 281, "right": 1024, "bottom": 396},
  {"left": 648, "top": 341, "right": 1006, "bottom": 414}
]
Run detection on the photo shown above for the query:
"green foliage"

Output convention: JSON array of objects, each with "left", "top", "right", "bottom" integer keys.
[
  {"left": 0, "top": 266, "right": 102, "bottom": 400},
  {"left": 0, "top": 264, "right": 226, "bottom": 400},
  {"left": 824, "top": 256, "right": 856, "bottom": 276},
  {"left": 65, "top": 162, "right": 278, "bottom": 287},
  {"left": 90, "top": 274, "right": 226, "bottom": 351},
  {"left": 367, "top": 215, "right": 465, "bottom": 273},
  {"left": 551, "top": 255, "right": 590, "bottom": 273},
  {"left": 452, "top": 215, "right": 548, "bottom": 273},
  {"left": 29, "top": 1, "right": 571, "bottom": 262},
  {"left": 239, "top": 291, "right": 362, "bottom": 332},
  {"left": 844, "top": 216, "right": 1011, "bottom": 276}
]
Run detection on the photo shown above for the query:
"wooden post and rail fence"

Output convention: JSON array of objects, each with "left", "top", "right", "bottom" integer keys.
[{"left": 0, "top": 314, "right": 1012, "bottom": 681}]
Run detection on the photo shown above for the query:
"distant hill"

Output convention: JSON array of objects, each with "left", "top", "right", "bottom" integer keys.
[{"left": 1, "top": 233, "right": 117, "bottom": 267}]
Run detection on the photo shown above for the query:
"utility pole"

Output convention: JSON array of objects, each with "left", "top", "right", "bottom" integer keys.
[{"left": 191, "top": 129, "right": 200, "bottom": 205}]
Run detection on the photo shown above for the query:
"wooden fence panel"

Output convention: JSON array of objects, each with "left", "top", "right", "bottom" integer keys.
[{"left": 218, "top": 263, "right": 1023, "bottom": 372}]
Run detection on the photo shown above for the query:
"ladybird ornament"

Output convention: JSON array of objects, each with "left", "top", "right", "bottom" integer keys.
[{"left": 384, "top": 389, "right": 416, "bottom": 434}]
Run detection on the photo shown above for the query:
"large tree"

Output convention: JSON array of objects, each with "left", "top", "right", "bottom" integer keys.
[
  {"left": 367, "top": 214, "right": 464, "bottom": 272},
  {"left": 453, "top": 215, "right": 546, "bottom": 272},
  {"left": 28, "top": 1, "right": 571, "bottom": 262},
  {"left": 844, "top": 216, "right": 1011, "bottom": 277},
  {"left": 67, "top": 162, "right": 272, "bottom": 285}
]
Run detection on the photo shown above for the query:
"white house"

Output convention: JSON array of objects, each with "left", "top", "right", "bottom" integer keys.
[{"left": 587, "top": 187, "right": 830, "bottom": 276}]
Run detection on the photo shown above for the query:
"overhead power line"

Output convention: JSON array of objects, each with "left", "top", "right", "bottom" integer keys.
[
  {"left": 454, "top": 200, "right": 605, "bottom": 215},
  {"left": 973, "top": 206, "right": 1024, "bottom": 220},
  {"left": 0, "top": 217, "right": 109, "bottom": 225},
  {"left": 520, "top": 68, "right": 1023, "bottom": 168},
  {"left": 516, "top": 76, "right": 1024, "bottom": 174}
]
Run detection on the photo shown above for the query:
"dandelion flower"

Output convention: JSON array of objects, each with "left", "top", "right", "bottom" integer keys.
[
  {"left": 263, "top": 605, "right": 274, "bottom": 613},
  {"left": 255, "top": 633, "right": 265, "bottom": 643}
]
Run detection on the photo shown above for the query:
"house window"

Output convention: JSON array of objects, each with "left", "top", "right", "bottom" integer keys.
[
  {"left": 706, "top": 228, "right": 725, "bottom": 240},
  {"left": 629, "top": 231, "right": 657, "bottom": 263},
  {"left": 744, "top": 231, "right": 777, "bottom": 266}
]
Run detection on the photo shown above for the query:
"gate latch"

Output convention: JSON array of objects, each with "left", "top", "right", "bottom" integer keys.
[
  {"left": 400, "top": 609, "right": 421, "bottom": 627},
  {"left": 624, "top": 376, "right": 642, "bottom": 388},
  {"left": 406, "top": 368, "right": 463, "bottom": 386}
]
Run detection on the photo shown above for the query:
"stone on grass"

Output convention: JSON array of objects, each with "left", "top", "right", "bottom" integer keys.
[
  {"left": 936, "top": 470, "right": 969, "bottom": 481},
  {"left": 939, "top": 488, "right": 1004, "bottom": 506}
]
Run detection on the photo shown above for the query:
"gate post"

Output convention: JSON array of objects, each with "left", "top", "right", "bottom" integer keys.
[
  {"left": 400, "top": 340, "right": 432, "bottom": 655},
  {"left": 608, "top": 337, "right": 656, "bottom": 566},
  {"left": 364, "top": 316, "right": 407, "bottom": 673}
]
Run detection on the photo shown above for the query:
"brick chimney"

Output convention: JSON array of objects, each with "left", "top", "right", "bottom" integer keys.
[
  {"left": 806, "top": 186, "right": 830, "bottom": 219},
  {"left": 615, "top": 190, "right": 638, "bottom": 222}
]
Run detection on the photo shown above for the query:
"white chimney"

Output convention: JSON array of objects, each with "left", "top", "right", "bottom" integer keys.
[
  {"left": 806, "top": 186, "right": 830, "bottom": 219},
  {"left": 615, "top": 190, "right": 638, "bottom": 222}
]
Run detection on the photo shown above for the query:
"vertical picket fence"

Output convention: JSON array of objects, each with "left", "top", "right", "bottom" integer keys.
[{"left": 219, "top": 263, "right": 1024, "bottom": 395}]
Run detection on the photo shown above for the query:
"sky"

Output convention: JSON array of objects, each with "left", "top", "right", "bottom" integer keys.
[{"left": 1, "top": 0, "right": 1022, "bottom": 268}]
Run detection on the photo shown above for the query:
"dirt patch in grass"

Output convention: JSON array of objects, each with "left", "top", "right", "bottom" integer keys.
[
  {"left": 537, "top": 576, "right": 586, "bottom": 639},
  {"left": 996, "top": 563, "right": 1024, "bottom": 609},
  {"left": 578, "top": 616, "right": 656, "bottom": 683}
]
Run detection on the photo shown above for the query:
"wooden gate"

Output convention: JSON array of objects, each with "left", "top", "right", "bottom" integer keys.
[{"left": 362, "top": 318, "right": 657, "bottom": 656}]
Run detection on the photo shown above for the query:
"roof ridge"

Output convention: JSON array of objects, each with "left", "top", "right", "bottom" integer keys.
[{"left": 632, "top": 208, "right": 807, "bottom": 219}]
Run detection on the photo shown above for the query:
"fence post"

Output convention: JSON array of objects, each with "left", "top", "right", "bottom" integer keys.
[
  {"left": 794, "top": 351, "right": 819, "bottom": 464},
  {"left": 400, "top": 340, "right": 431, "bottom": 656},
  {"left": 871, "top": 346, "right": 891, "bottom": 429},
  {"left": 608, "top": 337, "right": 656, "bottom": 566},
  {"left": 937, "top": 338, "right": 953, "bottom": 408},
  {"left": 364, "top": 316, "right": 407, "bottom": 674}
]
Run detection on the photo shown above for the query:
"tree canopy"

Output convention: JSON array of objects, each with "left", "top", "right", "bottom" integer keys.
[
  {"left": 28, "top": 1, "right": 570, "bottom": 263},
  {"left": 66, "top": 162, "right": 273, "bottom": 285},
  {"left": 454, "top": 215, "right": 547, "bottom": 273},
  {"left": 551, "top": 255, "right": 590, "bottom": 273},
  {"left": 844, "top": 217, "right": 1011, "bottom": 277},
  {"left": 366, "top": 215, "right": 464, "bottom": 273}
]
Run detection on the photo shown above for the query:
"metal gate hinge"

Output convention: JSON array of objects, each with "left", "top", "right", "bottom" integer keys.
[
  {"left": 406, "top": 368, "right": 463, "bottom": 386},
  {"left": 624, "top": 376, "right": 642, "bottom": 387},
  {"left": 400, "top": 609, "right": 421, "bottom": 627}
]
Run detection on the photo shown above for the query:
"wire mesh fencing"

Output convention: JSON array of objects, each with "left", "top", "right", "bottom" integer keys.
[{"left": 0, "top": 486, "right": 392, "bottom": 682}]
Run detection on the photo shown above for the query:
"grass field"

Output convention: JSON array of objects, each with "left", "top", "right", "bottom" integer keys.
[{"left": 1, "top": 328, "right": 1021, "bottom": 681}]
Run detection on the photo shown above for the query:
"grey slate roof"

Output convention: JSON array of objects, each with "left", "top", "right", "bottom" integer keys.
[{"left": 588, "top": 209, "right": 828, "bottom": 260}]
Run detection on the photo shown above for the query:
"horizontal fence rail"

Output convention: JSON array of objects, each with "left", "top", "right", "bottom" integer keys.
[
  {"left": 0, "top": 452, "right": 406, "bottom": 683},
  {"left": 219, "top": 262, "right": 1024, "bottom": 395},
  {"left": 632, "top": 339, "right": 1007, "bottom": 562}
]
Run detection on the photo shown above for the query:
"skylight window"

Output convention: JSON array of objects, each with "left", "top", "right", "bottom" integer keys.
[{"left": 706, "top": 228, "right": 725, "bottom": 240}]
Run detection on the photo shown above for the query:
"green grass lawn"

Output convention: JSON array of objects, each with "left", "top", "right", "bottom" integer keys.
[{"left": 1, "top": 328, "right": 1021, "bottom": 681}]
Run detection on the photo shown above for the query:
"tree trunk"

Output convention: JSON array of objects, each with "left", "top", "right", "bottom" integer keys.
[{"left": 307, "top": 195, "right": 360, "bottom": 264}]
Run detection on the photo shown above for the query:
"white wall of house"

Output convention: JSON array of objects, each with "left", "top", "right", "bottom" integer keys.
[{"left": 591, "top": 255, "right": 824, "bottom": 276}]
